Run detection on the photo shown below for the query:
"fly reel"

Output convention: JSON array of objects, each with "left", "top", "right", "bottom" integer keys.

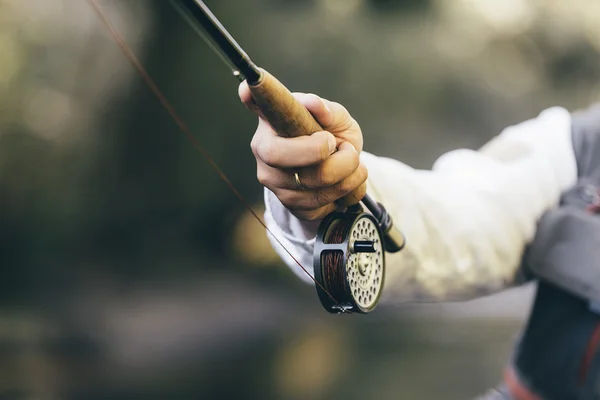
[{"left": 314, "top": 204, "right": 386, "bottom": 314}]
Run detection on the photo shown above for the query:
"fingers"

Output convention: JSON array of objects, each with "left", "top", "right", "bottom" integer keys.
[
  {"left": 255, "top": 139, "right": 367, "bottom": 221},
  {"left": 257, "top": 142, "right": 360, "bottom": 189},
  {"left": 251, "top": 127, "right": 337, "bottom": 168},
  {"left": 271, "top": 162, "right": 368, "bottom": 212}
]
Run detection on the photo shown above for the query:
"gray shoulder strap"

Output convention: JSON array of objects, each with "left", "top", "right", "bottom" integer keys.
[
  {"left": 526, "top": 207, "right": 600, "bottom": 303},
  {"left": 571, "top": 103, "right": 600, "bottom": 178}
]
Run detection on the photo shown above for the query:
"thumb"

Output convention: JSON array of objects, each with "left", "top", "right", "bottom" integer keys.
[{"left": 238, "top": 80, "right": 268, "bottom": 121}]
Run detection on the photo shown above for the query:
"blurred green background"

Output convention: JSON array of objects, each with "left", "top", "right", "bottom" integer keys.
[{"left": 0, "top": 0, "right": 599, "bottom": 399}]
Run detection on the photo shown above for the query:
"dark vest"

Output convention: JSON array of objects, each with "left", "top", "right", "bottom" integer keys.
[{"left": 510, "top": 104, "right": 600, "bottom": 399}]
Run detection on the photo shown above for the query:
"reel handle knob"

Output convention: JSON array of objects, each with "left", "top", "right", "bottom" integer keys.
[{"left": 351, "top": 240, "right": 378, "bottom": 253}]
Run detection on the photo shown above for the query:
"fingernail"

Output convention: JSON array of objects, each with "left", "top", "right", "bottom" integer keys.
[{"left": 328, "top": 135, "right": 336, "bottom": 154}]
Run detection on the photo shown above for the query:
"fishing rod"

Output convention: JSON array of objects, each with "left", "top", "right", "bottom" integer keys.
[{"left": 168, "top": 0, "right": 406, "bottom": 314}]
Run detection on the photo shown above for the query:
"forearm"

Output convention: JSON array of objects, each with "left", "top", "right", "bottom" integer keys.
[{"left": 265, "top": 107, "right": 578, "bottom": 303}]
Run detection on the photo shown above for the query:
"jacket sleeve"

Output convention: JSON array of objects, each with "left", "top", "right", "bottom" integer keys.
[{"left": 263, "top": 107, "right": 578, "bottom": 304}]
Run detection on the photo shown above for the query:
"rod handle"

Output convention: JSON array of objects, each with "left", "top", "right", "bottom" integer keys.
[{"left": 248, "top": 69, "right": 365, "bottom": 206}]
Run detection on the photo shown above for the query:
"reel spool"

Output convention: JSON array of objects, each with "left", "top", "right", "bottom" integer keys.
[{"left": 314, "top": 205, "right": 385, "bottom": 314}]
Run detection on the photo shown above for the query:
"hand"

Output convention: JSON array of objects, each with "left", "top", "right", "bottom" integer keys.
[{"left": 239, "top": 82, "right": 367, "bottom": 221}]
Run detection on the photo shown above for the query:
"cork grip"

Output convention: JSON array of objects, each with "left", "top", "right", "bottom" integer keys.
[{"left": 248, "top": 69, "right": 365, "bottom": 206}]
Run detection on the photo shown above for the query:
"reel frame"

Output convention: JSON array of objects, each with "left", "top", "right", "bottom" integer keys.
[{"left": 313, "top": 204, "right": 386, "bottom": 314}]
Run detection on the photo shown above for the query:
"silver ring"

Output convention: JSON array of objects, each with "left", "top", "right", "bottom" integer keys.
[{"left": 293, "top": 172, "right": 306, "bottom": 190}]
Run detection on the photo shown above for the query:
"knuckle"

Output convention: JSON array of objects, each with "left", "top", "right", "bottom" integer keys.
[
  {"left": 331, "top": 101, "right": 353, "bottom": 125},
  {"left": 313, "top": 190, "right": 332, "bottom": 208},
  {"left": 357, "top": 183, "right": 367, "bottom": 199},
  {"left": 250, "top": 135, "right": 260, "bottom": 156},
  {"left": 336, "top": 178, "right": 355, "bottom": 196},
  {"left": 333, "top": 101, "right": 347, "bottom": 113},
  {"left": 348, "top": 150, "right": 360, "bottom": 169},
  {"left": 305, "top": 93, "right": 320, "bottom": 104},
  {"left": 340, "top": 114, "right": 356, "bottom": 130},
  {"left": 357, "top": 163, "right": 369, "bottom": 182},
  {"left": 312, "top": 138, "right": 329, "bottom": 162},
  {"left": 259, "top": 141, "right": 281, "bottom": 166},
  {"left": 336, "top": 166, "right": 367, "bottom": 197},
  {"left": 346, "top": 116, "right": 358, "bottom": 130},
  {"left": 316, "top": 167, "right": 335, "bottom": 186},
  {"left": 255, "top": 166, "right": 271, "bottom": 187}
]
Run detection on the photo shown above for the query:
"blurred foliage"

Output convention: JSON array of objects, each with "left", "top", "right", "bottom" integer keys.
[{"left": 0, "top": 0, "right": 598, "bottom": 399}]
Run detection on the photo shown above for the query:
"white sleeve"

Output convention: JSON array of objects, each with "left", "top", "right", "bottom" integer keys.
[{"left": 263, "top": 107, "right": 578, "bottom": 303}]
